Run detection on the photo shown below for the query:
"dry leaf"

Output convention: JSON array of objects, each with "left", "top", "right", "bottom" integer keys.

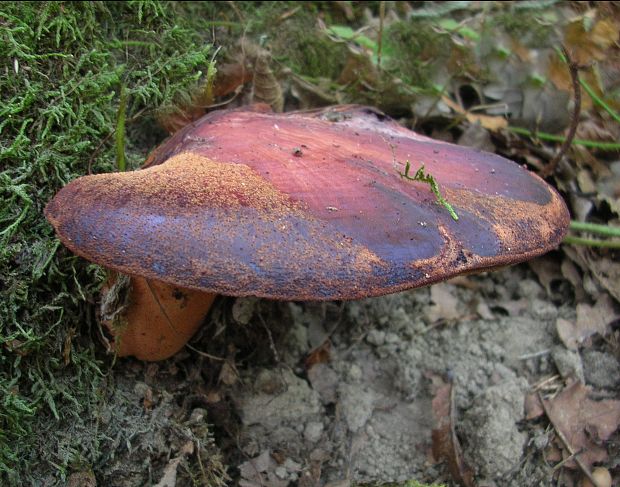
[
  {"left": 441, "top": 96, "right": 508, "bottom": 131},
  {"left": 524, "top": 392, "right": 544, "bottom": 420},
  {"left": 543, "top": 382, "right": 620, "bottom": 469},
  {"left": 305, "top": 340, "right": 331, "bottom": 370},
  {"left": 561, "top": 258, "right": 587, "bottom": 302},
  {"left": 577, "top": 293, "right": 618, "bottom": 335},
  {"left": 557, "top": 318, "right": 580, "bottom": 351},
  {"left": 219, "top": 360, "right": 239, "bottom": 386},
  {"left": 424, "top": 283, "right": 461, "bottom": 323},
  {"left": 528, "top": 257, "right": 563, "bottom": 296},
  {"left": 557, "top": 293, "right": 618, "bottom": 350},
  {"left": 564, "top": 15, "right": 620, "bottom": 64},
  {"left": 239, "top": 451, "right": 289, "bottom": 487},
  {"left": 564, "top": 246, "right": 620, "bottom": 302},
  {"left": 67, "top": 471, "right": 96, "bottom": 487},
  {"left": 429, "top": 373, "right": 475, "bottom": 487},
  {"left": 153, "top": 441, "right": 194, "bottom": 487},
  {"left": 252, "top": 54, "right": 284, "bottom": 113},
  {"left": 214, "top": 62, "right": 253, "bottom": 99}
]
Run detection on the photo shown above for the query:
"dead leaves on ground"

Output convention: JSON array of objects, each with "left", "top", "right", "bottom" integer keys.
[
  {"left": 527, "top": 381, "right": 620, "bottom": 485},
  {"left": 428, "top": 372, "right": 475, "bottom": 487},
  {"left": 556, "top": 293, "right": 619, "bottom": 350}
]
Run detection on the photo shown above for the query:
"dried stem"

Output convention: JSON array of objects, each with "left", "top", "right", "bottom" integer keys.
[{"left": 540, "top": 46, "right": 582, "bottom": 178}]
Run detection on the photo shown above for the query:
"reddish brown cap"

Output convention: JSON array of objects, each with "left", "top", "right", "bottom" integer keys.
[{"left": 45, "top": 105, "right": 570, "bottom": 300}]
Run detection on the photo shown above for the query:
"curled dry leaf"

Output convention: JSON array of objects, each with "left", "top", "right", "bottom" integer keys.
[
  {"left": 429, "top": 373, "right": 475, "bottom": 487},
  {"left": 543, "top": 381, "right": 620, "bottom": 470},
  {"left": 556, "top": 293, "right": 618, "bottom": 350},
  {"left": 305, "top": 340, "right": 332, "bottom": 370},
  {"left": 563, "top": 15, "right": 620, "bottom": 64},
  {"left": 252, "top": 54, "right": 284, "bottom": 113},
  {"left": 564, "top": 246, "right": 620, "bottom": 303},
  {"left": 441, "top": 95, "right": 508, "bottom": 132},
  {"left": 239, "top": 450, "right": 288, "bottom": 487}
]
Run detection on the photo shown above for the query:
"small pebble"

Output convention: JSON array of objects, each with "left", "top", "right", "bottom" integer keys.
[{"left": 581, "top": 467, "right": 612, "bottom": 487}]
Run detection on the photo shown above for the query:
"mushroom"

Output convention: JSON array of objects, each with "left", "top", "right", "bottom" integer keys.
[{"left": 45, "top": 105, "right": 570, "bottom": 360}]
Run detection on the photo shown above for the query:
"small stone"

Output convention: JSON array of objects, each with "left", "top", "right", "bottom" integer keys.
[
  {"left": 518, "top": 279, "right": 543, "bottom": 299},
  {"left": 284, "top": 458, "right": 302, "bottom": 473},
  {"left": 552, "top": 346, "right": 584, "bottom": 383},
  {"left": 304, "top": 421, "right": 324, "bottom": 443},
  {"left": 188, "top": 408, "right": 206, "bottom": 424},
  {"left": 339, "top": 383, "right": 375, "bottom": 432},
  {"left": 366, "top": 329, "right": 385, "bottom": 346},
  {"left": 307, "top": 363, "right": 339, "bottom": 404},
  {"left": 274, "top": 466, "right": 288, "bottom": 479},
  {"left": 384, "top": 332, "right": 400, "bottom": 344},
  {"left": 348, "top": 364, "right": 363, "bottom": 382},
  {"left": 581, "top": 467, "right": 612, "bottom": 487},
  {"left": 582, "top": 350, "right": 620, "bottom": 389},
  {"left": 232, "top": 297, "right": 259, "bottom": 325},
  {"left": 530, "top": 298, "right": 557, "bottom": 321}
]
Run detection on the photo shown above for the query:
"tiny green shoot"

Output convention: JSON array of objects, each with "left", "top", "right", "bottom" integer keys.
[
  {"left": 399, "top": 161, "right": 459, "bottom": 221},
  {"left": 115, "top": 83, "right": 127, "bottom": 172}
]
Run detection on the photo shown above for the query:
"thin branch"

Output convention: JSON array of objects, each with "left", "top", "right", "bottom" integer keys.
[{"left": 540, "top": 46, "right": 581, "bottom": 178}]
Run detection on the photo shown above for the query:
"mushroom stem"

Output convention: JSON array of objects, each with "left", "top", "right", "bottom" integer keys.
[{"left": 101, "top": 274, "right": 216, "bottom": 361}]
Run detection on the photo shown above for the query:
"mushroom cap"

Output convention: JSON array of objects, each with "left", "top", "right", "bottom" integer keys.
[{"left": 45, "top": 105, "right": 570, "bottom": 300}]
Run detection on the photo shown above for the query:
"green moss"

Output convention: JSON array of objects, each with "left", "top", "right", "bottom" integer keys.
[
  {"left": 0, "top": 1, "right": 218, "bottom": 483},
  {"left": 246, "top": 2, "right": 349, "bottom": 79},
  {"left": 494, "top": 9, "right": 554, "bottom": 47},
  {"left": 383, "top": 20, "right": 453, "bottom": 89}
]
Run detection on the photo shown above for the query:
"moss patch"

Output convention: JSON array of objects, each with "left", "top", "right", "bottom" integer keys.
[{"left": 0, "top": 1, "right": 220, "bottom": 483}]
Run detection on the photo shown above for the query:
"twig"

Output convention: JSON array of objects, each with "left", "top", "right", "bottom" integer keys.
[
  {"left": 194, "top": 439, "right": 208, "bottom": 485},
  {"left": 540, "top": 46, "right": 582, "bottom": 178},
  {"left": 377, "top": 1, "right": 385, "bottom": 72},
  {"left": 537, "top": 391, "right": 598, "bottom": 486},
  {"left": 256, "top": 313, "right": 280, "bottom": 364},
  {"left": 185, "top": 343, "right": 225, "bottom": 361},
  {"left": 531, "top": 374, "right": 561, "bottom": 392},
  {"left": 518, "top": 349, "right": 551, "bottom": 360}
]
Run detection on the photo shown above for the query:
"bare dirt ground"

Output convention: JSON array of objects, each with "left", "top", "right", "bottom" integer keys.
[{"left": 89, "top": 255, "right": 619, "bottom": 487}]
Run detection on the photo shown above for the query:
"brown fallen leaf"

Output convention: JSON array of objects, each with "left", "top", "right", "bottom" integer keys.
[
  {"left": 564, "top": 14, "right": 620, "bottom": 64},
  {"left": 218, "top": 360, "right": 239, "bottom": 386},
  {"left": 556, "top": 293, "right": 618, "bottom": 350},
  {"left": 214, "top": 62, "right": 253, "bottom": 99},
  {"left": 305, "top": 340, "right": 332, "bottom": 370},
  {"left": 153, "top": 441, "right": 194, "bottom": 487},
  {"left": 429, "top": 372, "right": 475, "bottom": 487},
  {"left": 543, "top": 382, "right": 620, "bottom": 470},
  {"left": 524, "top": 392, "right": 544, "bottom": 421},
  {"left": 441, "top": 95, "right": 508, "bottom": 131},
  {"left": 564, "top": 246, "right": 620, "bottom": 303},
  {"left": 67, "top": 471, "right": 96, "bottom": 487},
  {"left": 239, "top": 450, "right": 289, "bottom": 487}
]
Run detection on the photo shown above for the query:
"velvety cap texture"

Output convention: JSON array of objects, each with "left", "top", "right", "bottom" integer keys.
[{"left": 45, "top": 105, "right": 570, "bottom": 300}]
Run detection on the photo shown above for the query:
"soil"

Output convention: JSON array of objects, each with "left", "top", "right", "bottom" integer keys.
[{"left": 92, "top": 255, "right": 619, "bottom": 486}]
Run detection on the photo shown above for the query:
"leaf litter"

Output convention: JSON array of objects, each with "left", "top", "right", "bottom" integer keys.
[{"left": 541, "top": 381, "right": 620, "bottom": 472}]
